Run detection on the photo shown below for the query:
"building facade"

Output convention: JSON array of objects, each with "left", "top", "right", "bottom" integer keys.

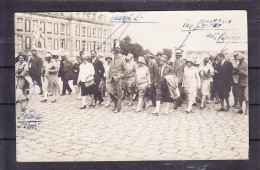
[{"left": 15, "top": 12, "right": 114, "bottom": 59}]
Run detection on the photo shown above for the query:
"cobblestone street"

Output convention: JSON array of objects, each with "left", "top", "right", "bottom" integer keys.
[{"left": 16, "top": 84, "right": 249, "bottom": 162}]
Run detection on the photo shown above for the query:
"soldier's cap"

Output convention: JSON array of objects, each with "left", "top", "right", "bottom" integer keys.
[
  {"left": 31, "top": 48, "right": 37, "bottom": 52},
  {"left": 209, "top": 55, "right": 215, "bottom": 59},
  {"left": 112, "top": 47, "right": 122, "bottom": 54},
  {"left": 159, "top": 55, "right": 168, "bottom": 62},
  {"left": 236, "top": 54, "right": 245, "bottom": 60},
  {"left": 137, "top": 56, "right": 146, "bottom": 64},
  {"left": 156, "top": 51, "right": 163, "bottom": 56},
  {"left": 175, "top": 49, "right": 182, "bottom": 56}
]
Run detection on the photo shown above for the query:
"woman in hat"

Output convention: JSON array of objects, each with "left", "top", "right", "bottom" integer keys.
[
  {"left": 15, "top": 54, "right": 33, "bottom": 102},
  {"left": 73, "top": 56, "right": 82, "bottom": 100},
  {"left": 125, "top": 53, "right": 137, "bottom": 106},
  {"left": 135, "top": 56, "right": 151, "bottom": 112},
  {"left": 198, "top": 57, "right": 214, "bottom": 109},
  {"left": 182, "top": 56, "right": 201, "bottom": 113},
  {"left": 77, "top": 55, "right": 96, "bottom": 109},
  {"left": 41, "top": 52, "right": 60, "bottom": 103},
  {"left": 104, "top": 53, "right": 113, "bottom": 107}
]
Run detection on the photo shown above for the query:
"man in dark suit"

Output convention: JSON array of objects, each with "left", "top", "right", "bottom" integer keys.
[
  {"left": 58, "top": 55, "right": 73, "bottom": 95},
  {"left": 108, "top": 47, "right": 127, "bottom": 113},
  {"left": 28, "top": 49, "right": 43, "bottom": 95},
  {"left": 144, "top": 54, "right": 158, "bottom": 106},
  {"left": 216, "top": 53, "right": 234, "bottom": 112},
  {"left": 91, "top": 50, "right": 104, "bottom": 105},
  {"left": 171, "top": 49, "right": 186, "bottom": 109},
  {"left": 153, "top": 55, "right": 174, "bottom": 116}
]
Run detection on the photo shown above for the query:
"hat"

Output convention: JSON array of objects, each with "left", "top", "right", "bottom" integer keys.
[
  {"left": 157, "top": 51, "right": 163, "bottom": 56},
  {"left": 45, "top": 52, "right": 52, "bottom": 58},
  {"left": 126, "top": 53, "right": 133, "bottom": 60},
  {"left": 149, "top": 54, "right": 154, "bottom": 58},
  {"left": 137, "top": 56, "right": 145, "bottom": 64},
  {"left": 236, "top": 54, "right": 245, "bottom": 60},
  {"left": 169, "top": 57, "right": 175, "bottom": 63},
  {"left": 204, "top": 57, "right": 209, "bottom": 62},
  {"left": 159, "top": 55, "right": 168, "bottom": 62},
  {"left": 31, "top": 48, "right": 37, "bottom": 52},
  {"left": 186, "top": 57, "right": 194, "bottom": 63},
  {"left": 175, "top": 49, "right": 182, "bottom": 56},
  {"left": 112, "top": 47, "right": 122, "bottom": 54},
  {"left": 194, "top": 57, "right": 202, "bottom": 65},
  {"left": 209, "top": 55, "right": 215, "bottom": 60},
  {"left": 105, "top": 53, "right": 113, "bottom": 61}
]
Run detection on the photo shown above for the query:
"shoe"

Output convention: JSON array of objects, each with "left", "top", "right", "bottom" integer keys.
[
  {"left": 114, "top": 109, "right": 120, "bottom": 113},
  {"left": 215, "top": 101, "right": 220, "bottom": 104},
  {"left": 105, "top": 103, "right": 110, "bottom": 107},
  {"left": 186, "top": 109, "right": 193, "bottom": 113},
  {"left": 51, "top": 99, "right": 56, "bottom": 103},
  {"left": 127, "top": 102, "right": 133, "bottom": 106},
  {"left": 200, "top": 105, "right": 206, "bottom": 110},
  {"left": 217, "top": 108, "right": 225, "bottom": 111},
  {"left": 40, "top": 99, "right": 47, "bottom": 102},
  {"left": 237, "top": 110, "right": 243, "bottom": 114},
  {"left": 16, "top": 100, "right": 21, "bottom": 103},
  {"left": 235, "top": 105, "right": 239, "bottom": 109},
  {"left": 68, "top": 91, "right": 72, "bottom": 95},
  {"left": 60, "top": 94, "right": 65, "bottom": 96},
  {"left": 174, "top": 105, "right": 178, "bottom": 109},
  {"left": 39, "top": 91, "right": 43, "bottom": 95},
  {"left": 225, "top": 106, "right": 230, "bottom": 112},
  {"left": 192, "top": 103, "right": 197, "bottom": 106},
  {"left": 80, "top": 105, "right": 86, "bottom": 109},
  {"left": 89, "top": 103, "right": 95, "bottom": 107}
]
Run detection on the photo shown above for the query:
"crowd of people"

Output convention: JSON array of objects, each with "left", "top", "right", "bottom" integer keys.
[{"left": 15, "top": 47, "right": 248, "bottom": 115}]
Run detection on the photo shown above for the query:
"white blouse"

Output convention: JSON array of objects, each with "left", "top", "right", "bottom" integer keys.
[{"left": 78, "top": 62, "right": 95, "bottom": 82}]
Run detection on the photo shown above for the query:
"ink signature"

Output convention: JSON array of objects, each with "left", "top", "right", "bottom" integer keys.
[
  {"left": 182, "top": 19, "right": 233, "bottom": 31},
  {"left": 17, "top": 81, "right": 42, "bottom": 130}
]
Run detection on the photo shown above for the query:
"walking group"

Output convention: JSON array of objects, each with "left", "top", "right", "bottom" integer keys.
[{"left": 15, "top": 47, "right": 248, "bottom": 115}]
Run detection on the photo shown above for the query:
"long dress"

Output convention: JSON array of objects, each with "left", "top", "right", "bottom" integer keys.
[{"left": 43, "top": 60, "right": 60, "bottom": 93}]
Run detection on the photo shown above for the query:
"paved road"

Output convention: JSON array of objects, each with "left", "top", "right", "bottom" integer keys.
[{"left": 16, "top": 85, "right": 248, "bottom": 162}]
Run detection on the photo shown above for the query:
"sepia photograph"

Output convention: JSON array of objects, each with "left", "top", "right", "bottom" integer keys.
[{"left": 15, "top": 11, "right": 248, "bottom": 161}]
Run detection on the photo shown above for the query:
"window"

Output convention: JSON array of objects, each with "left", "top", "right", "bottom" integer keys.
[
  {"left": 82, "top": 26, "right": 86, "bottom": 37},
  {"left": 47, "top": 38, "right": 52, "bottom": 50},
  {"left": 82, "top": 40, "right": 86, "bottom": 51},
  {"left": 60, "top": 39, "right": 65, "bottom": 50},
  {"left": 54, "top": 39, "right": 58, "bottom": 50},
  {"left": 93, "top": 41, "right": 96, "bottom": 50},
  {"left": 17, "top": 18, "right": 23, "bottom": 31},
  {"left": 103, "top": 43, "right": 106, "bottom": 52},
  {"left": 47, "top": 22, "right": 52, "bottom": 33},
  {"left": 40, "top": 21, "right": 45, "bottom": 33},
  {"left": 60, "top": 23, "right": 65, "bottom": 34},
  {"left": 76, "top": 25, "right": 80, "bottom": 36},
  {"left": 87, "top": 41, "right": 91, "bottom": 51},
  {"left": 32, "top": 20, "right": 38, "bottom": 31},
  {"left": 17, "top": 35, "right": 23, "bottom": 50},
  {"left": 98, "top": 28, "right": 102, "bottom": 39},
  {"left": 103, "top": 29, "right": 106, "bottom": 39},
  {"left": 76, "top": 40, "right": 80, "bottom": 51},
  {"left": 66, "top": 24, "right": 70, "bottom": 36},
  {"left": 66, "top": 40, "right": 70, "bottom": 50},
  {"left": 87, "top": 27, "right": 91, "bottom": 37},
  {"left": 54, "top": 23, "right": 58, "bottom": 35},
  {"left": 25, "top": 19, "right": 31, "bottom": 32},
  {"left": 25, "top": 36, "right": 31, "bottom": 49},
  {"left": 93, "top": 28, "right": 96, "bottom": 37}
]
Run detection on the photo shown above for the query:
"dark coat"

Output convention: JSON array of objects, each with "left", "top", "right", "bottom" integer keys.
[
  {"left": 92, "top": 58, "right": 105, "bottom": 84},
  {"left": 58, "top": 59, "right": 74, "bottom": 80},
  {"left": 171, "top": 58, "right": 186, "bottom": 84},
  {"left": 155, "top": 64, "right": 174, "bottom": 85},
  {"left": 28, "top": 55, "right": 43, "bottom": 77},
  {"left": 147, "top": 60, "right": 158, "bottom": 85},
  {"left": 217, "top": 60, "right": 233, "bottom": 88}
]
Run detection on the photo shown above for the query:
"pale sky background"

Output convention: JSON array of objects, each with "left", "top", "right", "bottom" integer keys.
[{"left": 103, "top": 11, "right": 247, "bottom": 54}]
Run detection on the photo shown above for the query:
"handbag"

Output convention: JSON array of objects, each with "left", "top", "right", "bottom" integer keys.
[{"left": 84, "top": 79, "right": 95, "bottom": 88}]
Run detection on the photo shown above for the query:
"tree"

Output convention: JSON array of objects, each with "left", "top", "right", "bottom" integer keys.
[{"left": 163, "top": 48, "right": 172, "bottom": 59}]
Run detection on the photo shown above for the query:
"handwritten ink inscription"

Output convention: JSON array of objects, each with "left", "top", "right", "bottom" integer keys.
[
  {"left": 182, "top": 19, "right": 232, "bottom": 31},
  {"left": 17, "top": 109, "right": 42, "bottom": 130}
]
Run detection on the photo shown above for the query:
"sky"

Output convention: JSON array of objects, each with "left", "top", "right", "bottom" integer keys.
[{"left": 102, "top": 11, "right": 247, "bottom": 55}]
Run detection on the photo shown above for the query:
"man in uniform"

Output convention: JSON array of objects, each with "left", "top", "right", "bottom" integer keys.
[
  {"left": 108, "top": 47, "right": 127, "bottom": 113},
  {"left": 28, "top": 49, "right": 43, "bottom": 95},
  {"left": 171, "top": 49, "right": 186, "bottom": 109},
  {"left": 144, "top": 54, "right": 158, "bottom": 106}
]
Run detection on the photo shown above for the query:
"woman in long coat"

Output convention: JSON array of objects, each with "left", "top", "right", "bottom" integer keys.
[
  {"left": 183, "top": 57, "right": 201, "bottom": 113},
  {"left": 15, "top": 54, "right": 33, "bottom": 102},
  {"left": 41, "top": 52, "right": 60, "bottom": 103}
]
